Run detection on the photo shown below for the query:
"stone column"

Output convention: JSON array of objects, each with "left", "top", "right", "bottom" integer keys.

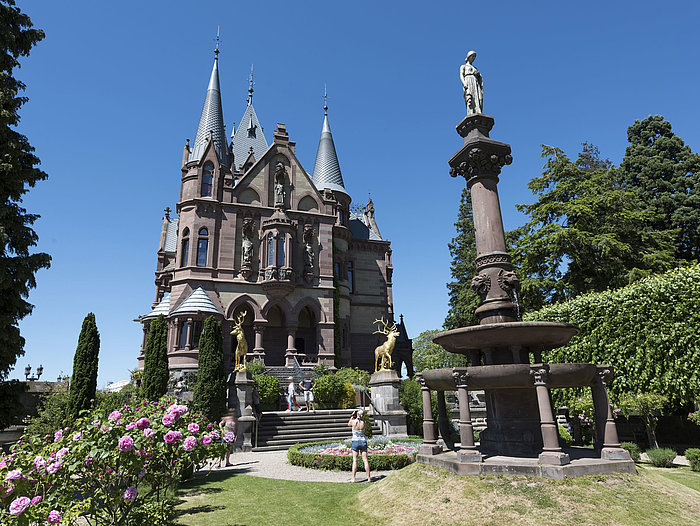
[
  {"left": 252, "top": 323, "right": 266, "bottom": 362},
  {"left": 369, "top": 369, "right": 407, "bottom": 437},
  {"left": 436, "top": 391, "right": 454, "bottom": 449},
  {"left": 530, "top": 365, "right": 570, "bottom": 465},
  {"left": 230, "top": 369, "right": 255, "bottom": 452},
  {"left": 284, "top": 325, "right": 298, "bottom": 367},
  {"left": 593, "top": 366, "right": 631, "bottom": 461},
  {"left": 184, "top": 318, "right": 193, "bottom": 350},
  {"left": 417, "top": 374, "right": 442, "bottom": 456},
  {"left": 453, "top": 370, "right": 482, "bottom": 462}
]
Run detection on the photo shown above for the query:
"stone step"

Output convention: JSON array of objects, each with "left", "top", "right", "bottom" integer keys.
[{"left": 257, "top": 423, "right": 382, "bottom": 439}]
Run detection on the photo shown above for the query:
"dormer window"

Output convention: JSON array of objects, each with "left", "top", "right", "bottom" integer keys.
[
  {"left": 181, "top": 228, "right": 190, "bottom": 267},
  {"left": 247, "top": 116, "right": 256, "bottom": 138},
  {"left": 201, "top": 162, "right": 213, "bottom": 197},
  {"left": 197, "top": 227, "right": 209, "bottom": 267}
]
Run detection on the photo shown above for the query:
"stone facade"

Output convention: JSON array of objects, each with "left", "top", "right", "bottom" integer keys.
[{"left": 136, "top": 55, "right": 404, "bottom": 375}]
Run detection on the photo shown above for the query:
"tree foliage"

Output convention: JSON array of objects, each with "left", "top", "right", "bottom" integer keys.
[
  {"left": 619, "top": 115, "right": 700, "bottom": 261},
  {"left": 618, "top": 392, "right": 667, "bottom": 449},
  {"left": 445, "top": 188, "right": 480, "bottom": 329},
  {"left": 142, "top": 315, "right": 169, "bottom": 400},
  {"left": 192, "top": 316, "right": 226, "bottom": 422},
  {"left": 67, "top": 313, "right": 100, "bottom": 420},
  {"left": 527, "top": 264, "right": 700, "bottom": 413},
  {"left": 412, "top": 329, "right": 467, "bottom": 373},
  {"left": 0, "top": 1, "right": 51, "bottom": 382},
  {"left": 512, "top": 144, "right": 678, "bottom": 311}
]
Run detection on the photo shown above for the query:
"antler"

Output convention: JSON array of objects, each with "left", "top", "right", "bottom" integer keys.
[
  {"left": 373, "top": 317, "right": 392, "bottom": 334},
  {"left": 234, "top": 310, "right": 247, "bottom": 328}
]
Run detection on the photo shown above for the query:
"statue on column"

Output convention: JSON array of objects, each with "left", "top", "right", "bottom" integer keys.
[
  {"left": 274, "top": 162, "right": 286, "bottom": 207},
  {"left": 461, "top": 50, "right": 483, "bottom": 115},
  {"left": 303, "top": 224, "right": 314, "bottom": 267},
  {"left": 242, "top": 218, "right": 254, "bottom": 265},
  {"left": 231, "top": 310, "right": 249, "bottom": 371}
]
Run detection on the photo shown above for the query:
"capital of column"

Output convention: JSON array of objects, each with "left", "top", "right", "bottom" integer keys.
[
  {"left": 416, "top": 373, "right": 428, "bottom": 390},
  {"left": 529, "top": 364, "right": 550, "bottom": 386},
  {"left": 253, "top": 323, "right": 266, "bottom": 333},
  {"left": 596, "top": 365, "right": 613, "bottom": 386},
  {"left": 452, "top": 369, "right": 469, "bottom": 388}
]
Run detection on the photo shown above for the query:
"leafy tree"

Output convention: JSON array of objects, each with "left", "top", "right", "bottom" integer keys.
[
  {"left": 0, "top": 2, "right": 51, "bottom": 384},
  {"left": 67, "top": 313, "right": 100, "bottom": 420},
  {"left": 511, "top": 144, "right": 677, "bottom": 310},
  {"left": 24, "top": 382, "right": 69, "bottom": 441},
  {"left": 445, "top": 188, "right": 479, "bottom": 329},
  {"left": 142, "top": 315, "right": 169, "bottom": 400},
  {"left": 412, "top": 329, "right": 467, "bottom": 373},
  {"left": 619, "top": 115, "right": 700, "bottom": 261},
  {"left": 618, "top": 392, "right": 667, "bottom": 449},
  {"left": 192, "top": 316, "right": 226, "bottom": 422}
]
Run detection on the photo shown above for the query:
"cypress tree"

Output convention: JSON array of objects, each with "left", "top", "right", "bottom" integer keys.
[
  {"left": 142, "top": 314, "right": 169, "bottom": 400},
  {"left": 67, "top": 313, "right": 100, "bottom": 420},
  {"left": 192, "top": 316, "right": 226, "bottom": 422}
]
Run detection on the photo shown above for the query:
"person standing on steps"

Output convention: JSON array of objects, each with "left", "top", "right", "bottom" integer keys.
[
  {"left": 301, "top": 372, "right": 316, "bottom": 412},
  {"left": 287, "top": 376, "right": 302, "bottom": 412},
  {"left": 348, "top": 409, "right": 371, "bottom": 483}
]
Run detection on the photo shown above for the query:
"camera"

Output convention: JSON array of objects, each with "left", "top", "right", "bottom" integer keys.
[{"left": 352, "top": 410, "right": 358, "bottom": 418}]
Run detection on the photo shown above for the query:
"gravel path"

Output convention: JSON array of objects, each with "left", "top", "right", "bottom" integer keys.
[{"left": 201, "top": 450, "right": 395, "bottom": 483}]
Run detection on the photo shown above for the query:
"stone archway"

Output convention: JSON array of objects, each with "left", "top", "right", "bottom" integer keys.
[
  {"left": 263, "top": 305, "right": 286, "bottom": 366},
  {"left": 296, "top": 306, "right": 317, "bottom": 362}
]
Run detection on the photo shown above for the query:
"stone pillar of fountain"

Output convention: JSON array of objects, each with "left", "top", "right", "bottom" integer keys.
[
  {"left": 593, "top": 367, "right": 632, "bottom": 461},
  {"left": 417, "top": 374, "right": 442, "bottom": 455},
  {"left": 453, "top": 370, "right": 482, "bottom": 462},
  {"left": 449, "top": 114, "right": 516, "bottom": 325},
  {"left": 531, "top": 365, "right": 570, "bottom": 465}
]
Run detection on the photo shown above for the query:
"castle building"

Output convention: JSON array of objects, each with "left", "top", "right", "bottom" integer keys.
[{"left": 137, "top": 50, "right": 409, "bottom": 375}]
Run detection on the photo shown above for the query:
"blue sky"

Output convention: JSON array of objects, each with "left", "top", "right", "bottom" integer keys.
[{"left": 11, "top": 0, "right": 700, "bottom": 386}]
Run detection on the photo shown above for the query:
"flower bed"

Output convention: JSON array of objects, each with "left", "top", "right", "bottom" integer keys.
[{"left": 287, "top": 436, "right": 421, "bottom": 471}]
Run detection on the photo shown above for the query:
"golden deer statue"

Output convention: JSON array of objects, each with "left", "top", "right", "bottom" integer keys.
[
  {"left": 231, "top": 310, "right": 248, "bottom": 371},
  {"left": 373, "top": 317, "right": 400, "bottom": 373}
]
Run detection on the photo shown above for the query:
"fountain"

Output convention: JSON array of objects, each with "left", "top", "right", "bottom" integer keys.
[{"left": 416, "top": 52, "right": 634, "bottom": 478}]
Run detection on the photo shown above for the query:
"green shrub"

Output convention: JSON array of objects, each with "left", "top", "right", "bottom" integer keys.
[
  {"left": 314, "top": 374, "right": 349, "bottom": 409},
  {"left": 620, "top": 441, "right": 642, "bottom": 462},
  {"left": 684, "top": 448, "right": 700, "bottom": 471},
  {"left": 253, "top": 375, "right": 280, "bottom": 410},
  {"left": 246, "top": 360, "right": 266, "bottom": 376},
  {"left": 473, "top": 429, "right": 480, "bottom": 443},
  {"left": 558, "top": 424, "right": 574, "bottom": 446},
  {"left": 645, "top": 447, "right": 676, "bottom": 468},
  {"left": 362, "top": 412, "right": 373, "bottom": 438},
  {"left": 313, "top": 363, "right": 331, "bottom": 377},
  {"left": 398, "top": 377, "right": 438, "bottom": 437},
  {"left": 335, "top": 367, "right": 371, "bottom": 389},
  {"left": 287, "top": 439, "right": 421, "bottom": 471}
]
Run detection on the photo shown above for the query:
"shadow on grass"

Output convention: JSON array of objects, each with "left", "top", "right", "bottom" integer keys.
[{"left": 174, "top": 504, "right": 227, "bottom": 517}]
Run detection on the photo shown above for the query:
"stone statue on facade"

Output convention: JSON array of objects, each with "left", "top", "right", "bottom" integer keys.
[
  {"left": 274, "top": 162, "right": 286, "bottom": 207},
  {"left": 303, "top": 224, "right": 314, "bottom": 267},
  {"left": 461, "top": 50, "right": 483, "bottom": 115},
  {"left": 242, "top": 218, "right": 254, "bottom": 264}
]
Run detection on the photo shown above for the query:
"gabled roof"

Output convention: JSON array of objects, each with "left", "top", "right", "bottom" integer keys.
[
  {"left": 171, "top": 287, "right": 222, "bottom": 315},
  {"left": 188, "top": 57, "right": 231, "bottom": 167},
  {"left": 232, "top": 103, "right": 268, "bottom": 171},
  {"left": 312, "top": 113, "right": 347, "bottom": 195},
  {"left": 145, "top": 294, "right": 171, "bottom": 318},
  {"left": 163, "top": 216, "right": 179, "bottom": 253},
  {"left": 349, "top": 211, "right": 382, "bottom": 241}
]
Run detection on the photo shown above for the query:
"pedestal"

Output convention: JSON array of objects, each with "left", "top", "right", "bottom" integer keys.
[
  {"left": 229, "top": 370, "right": 254, "bottom": 451},
  {"left": 369, "top": 369, "right": 407, "bottom": 437}
]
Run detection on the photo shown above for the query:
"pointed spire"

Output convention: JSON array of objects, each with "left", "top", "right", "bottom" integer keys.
[
  {"left": 188, "top": 36, "right": 230, "bottom": 167},
  {"left": 312, "top": 89, "right": 346, "bottom": 194},
  {"left": 232, "top": 72, "right": 268, "bottom": 170},
  {"left": 247, "top": 65, "right": 254, "bottom": 105}
]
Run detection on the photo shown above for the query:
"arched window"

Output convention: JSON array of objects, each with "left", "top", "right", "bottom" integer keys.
[
  {"left": 267, "top": 233, "right": 274, "bottom": 267},
  {"left": 197, "top": 227, "right": 208, "bottom": 267},
  {"left": 276, "top": 234, "right": 285, "bottom": 267},
  {"left": 179, "top": 321, "right": 188, "bottom": 348},
  {"left": 347, "top": 261, "right": 354, "bottom": 294},
  {"left": 181, "top": 228, "right": 190, "bottom": 267},
  {"left": 201, "top": 163, "right": 213, "bottom": 197}
]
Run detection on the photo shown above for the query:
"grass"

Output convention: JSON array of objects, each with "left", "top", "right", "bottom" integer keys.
[{"left": 175, "top": 463, "right": 700, "bottom": 526}]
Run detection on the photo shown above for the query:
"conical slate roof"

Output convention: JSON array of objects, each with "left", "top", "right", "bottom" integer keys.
[
  {"left": 232, "top": 102, "right": 268, "bottom": 170},
  {"left": 188, "top": 58, "right": 231, "bottom": 167},
  {"left": 312, "top": 113, "right": 347, "bottom": 194},
  {"left": 172, "top": 287, "right": 222, "bottom": 315},
  {"left": 145, "top": 294, "right": 171, "bottom": 318}
]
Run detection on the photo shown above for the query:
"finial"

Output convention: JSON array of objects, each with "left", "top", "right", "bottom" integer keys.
[
  {"left": 164, "top": 207, "right": 171, "bottom": 220},
  {"left": 247, "top": 65, "right": 254, "bottom": 105},
  {"left": 214, "top": 26, "right": 220, "bottom": 58},
  {"left": 323, "top": 84, "right": 328, "bottom": 115}
]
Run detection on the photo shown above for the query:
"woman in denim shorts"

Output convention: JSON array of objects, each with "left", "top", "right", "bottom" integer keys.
[{"left": 348, "top": 409, "right": 371, "bottom": 483}]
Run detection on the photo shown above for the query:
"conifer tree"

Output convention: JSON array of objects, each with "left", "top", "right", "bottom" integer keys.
[
  {"left": 192, "top": 316, "right": 226, "bottom": 422},
  {"left": 444, "top": 188, "right": 480, "bottom": 329},
  {"left": 0, "top": 1, "right": 51, "bottom": 382},
  {"left": 619, "top": 115, "right": 700, "bottom": 261},
  {"left": 67, "top": 313, "right": 100, "bottom": 420},
  {"left": 142, "top": 314, "right": 169, "bottom": 400}
]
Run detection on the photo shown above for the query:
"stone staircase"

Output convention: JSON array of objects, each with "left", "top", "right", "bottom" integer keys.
[
  {"left": 252, "top": 409, "right": 381, "bottom": 451},
  {"left": 263, "top": 366, "right": 313, "bottom": 385}
]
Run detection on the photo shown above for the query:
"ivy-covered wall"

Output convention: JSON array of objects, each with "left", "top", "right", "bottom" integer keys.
[{"left": 526, "top": 265, "right": 700, "bottom": 413}]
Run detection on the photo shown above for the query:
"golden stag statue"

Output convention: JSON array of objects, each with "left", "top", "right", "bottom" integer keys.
[
  {"left": 373, "top": 317, "right": 400, "bottom": 373},
  {"left": 231, "top": 310, "right": 248, "bottom": 371}
]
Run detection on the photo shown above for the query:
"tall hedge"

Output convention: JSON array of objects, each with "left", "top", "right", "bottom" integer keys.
[
  {"left": 526, "top": 265, "right": 700, "bottom": 413},
  {"left": 192, "top": 316, "right": 226, "bottom": 422},
  {"left": 142, "top": 314, "right": 169, "bottom": 400},
  {"left": 67, "top": 313, "right": 100, "bottom": 420}
]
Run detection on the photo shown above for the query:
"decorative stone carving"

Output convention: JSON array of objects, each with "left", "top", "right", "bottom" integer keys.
[
  {"left": 471, "top": 273, "right": 491, "bottom": 297},
  {"left": 264, "top": 268, "right": 278, "bottom": 281},
  {"left": 449, "top": 148, "right": 513, "bottom": 179},
  {"left": 242, "top": 218, "right": 254, "bottom": 265},
  {"left": 278, "top": 268, "right": 293, "bottom": 280},
  {"left": 497, "top": 269, "right": 521, "bottom": 295},
  {"left": 475, "top": 252, "right": 511, "bottom": 271},
  {"left": 460, "top": 50, "right": 483, "bottom": 115},
  {"left": 452, "top": 370, "right": 469, "bottom": 388},
  {"left": 530, "top": 366, "right": 549, "bottom": 386},
  {"left": 274, "top": 162, "right": 286, "bottom": 207},
  {"left": 303, "top": 224, "right": 314, "bottom": 268}
]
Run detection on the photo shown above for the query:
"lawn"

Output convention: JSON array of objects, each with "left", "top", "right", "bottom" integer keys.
[{"left": 176, "top": 464, "right": 700, "bottom": 526}]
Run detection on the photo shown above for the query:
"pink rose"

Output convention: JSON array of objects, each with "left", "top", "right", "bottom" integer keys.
[
  {"left": 162, "top": 413, "right": 175, "bottom": 426},
  {"left": 9, "top": 496, "right": 30, "bottom": 516},
  {"left": 34, "top": 456, "right": 46, "bottom": 470},
  {"left": 5, "top": 469, "right": 21, "bottom": 481},
  {"left": 72, "top": 432, "right": 82, "bottom": 441},
  {"left": 143, "top": 428, "right": 156, "bottom": 440},
  {"left": 53, "top": 429, "right": 63, "bottom": 442},
  {"left": 123, "top": 486, "right": 137, "bottom": 501},
  {"left": 210, "top": 430, "right": 220, "bottom": 440},
  {"left": 163, "top": 431, "right": 178, "bottom": 444},
  {"left": 202, "top": 435, "right": 212, "bottom": 446},
  {"left": 188, "top": 423, "right": 200, "bottom": 434},
  {"left": 223, "top": 432, "right": 235, "bottom": 443},
  {"left": 108, "top": 411, "right": 122, "bottom": 421},
  {"left": 183, "top": 436, "right": 197, "bottom": 451},
  {"left": 85, "top": 456, "right": 94, "bottom": 467},
  {"left": 56, "top": 448, "right": 69, "bottom": 459},
  {"left": 31, "top": 495, "right": 42, "bottom": 505},
  {"left": 48, "top": 510, "right": 61, "bottom": 523},
  {"left": 118, "top": 436, "right": 135, "bottom": 452},
  {"left": 136, "top": 417, "right": 150, "bottom": 430},
  {"left": 125, "top": 422, "right": 137, "bottom": 431},
  {"left": 47, "top": 462, "right": 62, "bottom": 474}
]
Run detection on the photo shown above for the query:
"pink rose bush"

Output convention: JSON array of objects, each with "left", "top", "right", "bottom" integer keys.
[{"left": 0, "top": 398, "right": 225, "bottom": 525}]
